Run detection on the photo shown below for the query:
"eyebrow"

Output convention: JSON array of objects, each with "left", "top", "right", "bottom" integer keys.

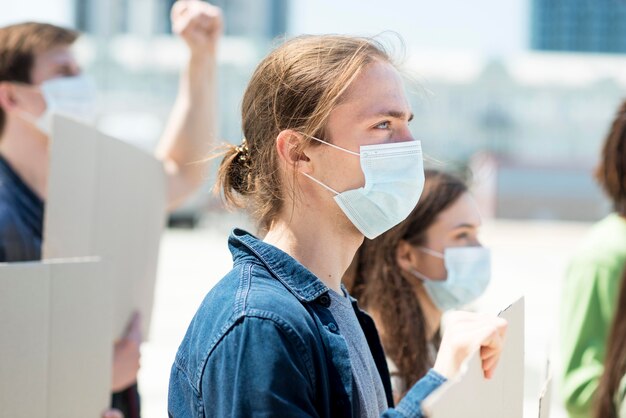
[
  {"left": 452, "top": 223, "right": 478, "bottom": 229},
  {"left": 364, "top": 109, "right": 414, "bottom": 122}
]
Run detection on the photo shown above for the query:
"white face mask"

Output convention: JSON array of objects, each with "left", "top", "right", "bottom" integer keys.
[
  {"left": 300, "top": 136, "right": 425, "bottom": 239},
  {"left": 410, "top": 246, "right": 492, "bottom": 311},
  {"left": 19, "top": 75, "right": 97, "bottom": 136}
]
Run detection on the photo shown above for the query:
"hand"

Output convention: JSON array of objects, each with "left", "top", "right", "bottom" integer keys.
[
  {"left": 111, "top": 312, "right": 142, "bottom": 392},
  {"left": 433, "top": 311, "right": 507, "bottom": 380},
  {"left": 171, "top": 0, "right": 223, "bottom": 57},
  {"left": 102, "top": 409, "right": 124, "bottom": 418}
]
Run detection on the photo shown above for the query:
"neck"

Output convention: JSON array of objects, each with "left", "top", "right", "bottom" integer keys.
[
  {"left": 264, "top": 208, "right": 363, "bottom": 294},
  {"left": 414, "top": 283, "right": 443, "bottom": 340},
  {"left": 0, "top": 120, "right": 49, "bottom": 199}
]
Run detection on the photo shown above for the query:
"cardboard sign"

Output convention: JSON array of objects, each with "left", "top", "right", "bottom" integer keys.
[
  {"left": 44, "top": 115, "right": 167, "bottom": 339},
  {"left": 538, "top": 374, "right": 552, "bottom": 418},
  {"left": 0, "top": 259, "right": 112, "bottom": 418},
  {"left": 422, "top": 297, "right": 525, "bottom": 418}
]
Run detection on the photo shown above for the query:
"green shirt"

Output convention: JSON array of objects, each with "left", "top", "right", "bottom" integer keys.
[{"left": 560, "top": 213, "right": 626, "bottom": 418}]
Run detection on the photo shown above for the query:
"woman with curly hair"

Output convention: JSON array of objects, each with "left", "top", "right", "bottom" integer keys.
[{"left": 345, "top": 169, "right": 491, "bottom": 402}]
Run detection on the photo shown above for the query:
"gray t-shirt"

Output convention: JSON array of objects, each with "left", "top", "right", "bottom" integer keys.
[{"left": 328, "top": 288, "right": 388, "bottom": 417}]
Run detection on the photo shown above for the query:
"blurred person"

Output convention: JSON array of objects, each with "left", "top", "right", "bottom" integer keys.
[
  {"left": 344, "top": 169, "right": 490, "bottom": 403},
  {"left": 560, "top": 100, "right": 626, "bottom": 418},
  {"left": 0, "top": 1, "right": 223, "bottom": 417},
  {"left": 168, "top": 34, "right": 507, "bottom": 418},
  {"left": 594, "top": 263, "right": 626, "bottom": 418}
]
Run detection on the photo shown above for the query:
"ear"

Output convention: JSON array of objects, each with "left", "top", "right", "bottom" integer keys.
[
  {"left": 0, "top": 82, "right": 18, "bottom": 113},
  {"left": 396, "top": 239, "right": 420, "bottom": 272},
  {"left": 276, "top": 129, "right": 312, "bottom": 173}
]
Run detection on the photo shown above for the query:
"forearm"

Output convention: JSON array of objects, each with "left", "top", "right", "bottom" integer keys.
[
  {"left": 157, "top": 53, "right": 218, "bottom": 210},
  {"left": 382, "top": 369, "right": 446, "bottom": 418}
]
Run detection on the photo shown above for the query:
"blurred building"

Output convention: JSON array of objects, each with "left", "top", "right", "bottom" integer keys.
[
  {"left": 531, "top": 0, "right": 626, "bottom": 53},
  {"left": 1, "top": 1, "right": 623, "bottom": 222},
  {"left": 2, "top": 0, "right": 288, "bottom": 225},
  {"left": 406, "top": 51, "right": 626, "bottom": 221},
  {"left": 71, "top": 0, "right": 288, "bottom": 225},
  {"left": 75, "top": 0, "right": 288, "bottom": 39},
  {"left": 72, "top": 0, "right": 288, "bottom": 142},
  {"left": 470, "top": 154, "right": 610, "bottom": 222}
]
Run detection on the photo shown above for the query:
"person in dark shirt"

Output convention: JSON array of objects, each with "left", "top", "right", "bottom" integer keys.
[
  {"left": 0, "top": 154, "right": 43, "bottom": 261},
  {"left": 0, "top": 1, "right": 223, "bottom": 417}
]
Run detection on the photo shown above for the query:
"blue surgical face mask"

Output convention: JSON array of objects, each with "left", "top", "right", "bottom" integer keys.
[
  {"left": 18, "top": 75, "right": 97, "bottom": 136},
  {"left": 300, "top": 136, "right": 425, "bottom": 239},
  {"left": 410, "top": 246, "right": 491, "bottom": 311}
]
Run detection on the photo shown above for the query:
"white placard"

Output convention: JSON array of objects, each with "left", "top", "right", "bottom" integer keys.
[
  {"left": 422, "top": 297, "right": 525, "bottom": 418},
  {"left": 44, "top": 115, "right": 167, "bottom": 339},
  {"left": 0, "top": 259, "right": 112, "bottom": 418}
]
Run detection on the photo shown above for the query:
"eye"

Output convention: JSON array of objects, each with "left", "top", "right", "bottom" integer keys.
[
  {"left": 455, "top": 231, "right": 469, "bottom": 240},
  {"left": 375, "top": 121, "right": 391, "bottom": 130}
]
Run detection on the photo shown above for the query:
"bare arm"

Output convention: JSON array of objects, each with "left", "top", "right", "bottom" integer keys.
[{"left": 156, "top": 0, "right": 223, "bottom": 211}]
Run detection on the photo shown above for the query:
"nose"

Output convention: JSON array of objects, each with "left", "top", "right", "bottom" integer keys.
[
  {"left": 391, "top": 126, "right": 416, "bottom": 144},
  {"left": 70, "top": 64, "right": 81, "bottom": 77}
]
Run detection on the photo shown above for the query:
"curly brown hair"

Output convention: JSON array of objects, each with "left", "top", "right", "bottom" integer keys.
[
  {"left": 595, "top": 100, "right": 626, "bottom": 215},
  {"left": 594, "top": 263, "right": 626, "bottom": 418},
  {"left": 345, "top": 169, "right": 468, "bottom": 397}
]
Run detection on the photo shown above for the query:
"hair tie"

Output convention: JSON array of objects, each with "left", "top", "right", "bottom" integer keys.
[{"left": 235, "top": 138, "right": 250, "bottom": 165}]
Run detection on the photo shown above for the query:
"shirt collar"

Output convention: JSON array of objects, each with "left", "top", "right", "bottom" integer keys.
[{"left": 228, "top": 228, "right": 330, "bottom": 303}]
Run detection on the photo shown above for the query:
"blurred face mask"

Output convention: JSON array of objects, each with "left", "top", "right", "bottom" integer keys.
[
  {"left": 410, "top": 246, "right": 492, "bottom": 311},
  {"left": 300, "top": 136, "right": 425, "bottom": 239},
  {"left": 19, "top": 75, "right": 97, "bottom": 136}
]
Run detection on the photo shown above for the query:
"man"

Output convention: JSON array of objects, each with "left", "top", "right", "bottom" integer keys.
[
  {"left": 169, "top": 34, "right": 507, "bottom": 418},
  {"left": 0, "top": 1, "right": 222, "bottom": 417}
]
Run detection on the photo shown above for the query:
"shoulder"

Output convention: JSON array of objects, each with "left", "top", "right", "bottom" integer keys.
[
  {"left": 572, "top": 215, "right": 626, "bottom": 270},
  {"left": 199, "top": 260, "right": 318, "bottom": 332},
  {"left": 172, "top": 260, "right": 322, "bottom": 387},
  {"left": 246, "top": 263, "right": 318, "bottom": 328}
]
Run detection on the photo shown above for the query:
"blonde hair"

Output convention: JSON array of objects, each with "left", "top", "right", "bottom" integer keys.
[{"left": 216, "top": 35, "right": 393, "bottom": 231}]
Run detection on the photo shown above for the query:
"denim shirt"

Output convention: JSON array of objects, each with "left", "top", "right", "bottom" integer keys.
[{"left": 168, "top": 228, "right": 446, "bottom": 417}]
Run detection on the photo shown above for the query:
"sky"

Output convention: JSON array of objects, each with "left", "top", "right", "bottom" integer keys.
[
  {"left": 2, "top": 0, "right": 74, "bottom": 27},
  {"left": 288, "top": 0, "right": 530, "bottom": 56},
  {"left": 1, "top": 0, "right": 530, "bottom": 57}
]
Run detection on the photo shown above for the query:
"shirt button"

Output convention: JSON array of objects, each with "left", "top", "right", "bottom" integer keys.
[
  {"left": 318, "top": 294, "right": 331, "bottom": 307},
  {"left": 327, "top": 323, "right": 338, "bottom": 333}
]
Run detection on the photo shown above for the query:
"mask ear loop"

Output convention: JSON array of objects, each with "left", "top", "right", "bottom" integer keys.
[
  {"left": 409, "top": 268, "right": 433, "bottom": 282},
  {"left": 306, "top": 134, "right": 361, "bottom": 156},
  {"left": 16, "top": 110, "right": 39, "bottom": 125},
  {"left": 419, "top": 246, "right": 445, "bottom": 259},
  {"left": 296, "top": 133, "right": 360, "bottom": 195},
  {"left": 299, "top": 172, "right": 340, "bottom": 195}
]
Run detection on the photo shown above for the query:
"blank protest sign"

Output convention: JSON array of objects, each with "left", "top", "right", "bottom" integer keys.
[
  {"left": 538, "top": 375, "right": 552, "bottom": 418},
  {"left": 422, "top": 297, "right": 525, "bottom": 418},
  {"left": 0, "top": 259, "right": 112, "bottom": 418},
  {"left": 0, "top": 264, "right": 48, "bottom": 418},
  {"left": 44, "top": 115, "right": 167, "bottom": 339}
]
